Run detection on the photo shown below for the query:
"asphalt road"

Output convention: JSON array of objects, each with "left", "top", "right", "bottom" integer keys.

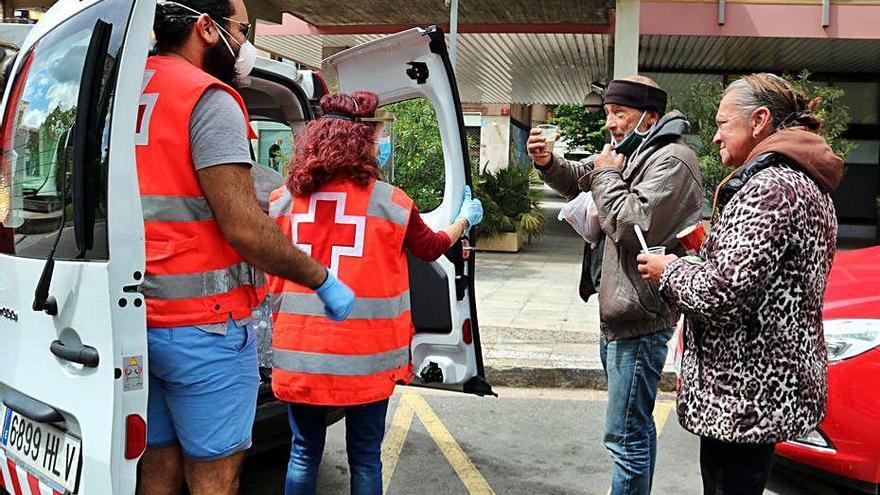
[
  {"left": 239, "top": 387, "right": 863, "bottom": 495},
  {"left": 0, "top": 387, "right": 858, "bottom": 495}
]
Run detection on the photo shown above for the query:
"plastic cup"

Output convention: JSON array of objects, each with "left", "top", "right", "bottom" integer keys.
[
  {"left": 645, "top": 246, "right": 666, "bottom": 256},
  {"left": 536, "top": 124, "right": 559, "bottom": 153},
  {"left": 677, "top": 222, "right": 706, "bottom": 254}
]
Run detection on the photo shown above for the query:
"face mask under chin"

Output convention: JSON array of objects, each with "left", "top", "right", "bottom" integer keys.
[{"left": 611, "top": 111, "right": 652, "bottom": 157}]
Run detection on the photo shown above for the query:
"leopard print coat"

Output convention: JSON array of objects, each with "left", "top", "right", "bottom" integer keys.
[{"left": 660, "top": 153, "right": 837, "bottom": 444}]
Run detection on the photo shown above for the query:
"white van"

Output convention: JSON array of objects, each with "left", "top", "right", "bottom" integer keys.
[{"left": 0, "top": 1, "right": 491, "bottom": 493}]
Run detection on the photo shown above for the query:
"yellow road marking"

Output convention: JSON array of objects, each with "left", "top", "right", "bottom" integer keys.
[
  {"left": 653, "top": 400, "right": 676, "bottom": 433},
  {"left": 383, "top": 392, "right": 674, "bottom": 495},
  {"left": 408, "top": 392, "right": 497, "bottom": 495},
  {"left": 381, "top": 392, "right": 415, "bottom": 492},
  {"left": 381, "top": 390, "right": 496, "bottom": 495}
]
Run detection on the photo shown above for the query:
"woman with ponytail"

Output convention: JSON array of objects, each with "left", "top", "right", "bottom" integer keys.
[{"left": 637, "top": 74, "right": 843, "bottom": 494}]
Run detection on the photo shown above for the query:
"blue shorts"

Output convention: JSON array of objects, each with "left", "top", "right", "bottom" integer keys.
[{"left": 146, "top": 320, "right": 259, "bottom": 461}]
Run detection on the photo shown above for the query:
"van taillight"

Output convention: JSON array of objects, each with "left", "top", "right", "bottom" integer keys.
[
  {"left": 0, "top": 51, "right": 34, "bottom": 255},
  {"left": 463, "top": 319, "right": 473, "bottom": 345},
  {"left": 0, "top": 227, "right": 12, "bottom": 254},
  {"left": 125, "top": 415, "right": 146, "bottom": 459}
]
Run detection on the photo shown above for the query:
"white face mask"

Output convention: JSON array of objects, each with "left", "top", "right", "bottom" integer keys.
[{"left": 215, "top": 22, "right": 256, "bottom": 83}]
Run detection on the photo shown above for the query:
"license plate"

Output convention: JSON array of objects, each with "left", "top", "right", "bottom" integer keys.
[{"left": 0, "top": 404, "right": 81, "bottom": 493}]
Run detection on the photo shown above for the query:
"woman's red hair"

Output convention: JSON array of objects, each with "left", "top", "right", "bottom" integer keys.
[{"left": 286, "top": 91, "right": 382, "bottom": 196}]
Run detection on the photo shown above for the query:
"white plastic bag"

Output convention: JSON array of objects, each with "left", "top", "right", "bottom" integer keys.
[
  {"left": 672, "top": 318, "right": 684, "bottom": 378},
  {"left": 558, "top": 191, "right": 602, "bottom": 246}
]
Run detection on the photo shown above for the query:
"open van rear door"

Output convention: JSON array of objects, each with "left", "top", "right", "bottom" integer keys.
[
  {"left": 0, "top": 0, "right": 154, "bottom": 493},
  {"left": 326, "top": 27, "right": 493, "bottom": 396}
]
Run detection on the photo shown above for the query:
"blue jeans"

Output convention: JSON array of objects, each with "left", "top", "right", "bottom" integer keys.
[
  {"left": 600, "top": 328, "right": 674, "bottom": 495},
  {"left": 285, "top": 399, "right": 389, "bottom": 495}
]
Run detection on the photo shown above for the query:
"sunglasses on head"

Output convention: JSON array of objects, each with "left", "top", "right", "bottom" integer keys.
[{"left": 158, "top": 1, "right": 252, "bottom": 39}]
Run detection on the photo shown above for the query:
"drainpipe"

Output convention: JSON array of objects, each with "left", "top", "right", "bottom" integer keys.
[
  {"left": 448, "top": 0, "right": 459, "bottom": 72},
  {"left": 822, "top": 0, "right": 830, "bottom": 27},
  {"left": 718, "top": 0, "right": 725, "bottom": 25},
  {"left": 2, "top": 0, "right": 14, "bottom": 21}
]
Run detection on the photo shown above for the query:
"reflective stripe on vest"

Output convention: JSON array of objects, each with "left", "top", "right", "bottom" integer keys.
[
  {"left": 367, "top": 181, "right": 408, "bottom": 225},
  {"left": 269, "top": 187, "right": 292, "bottom": 219},
  {"left": 273, "top": 345, "right": 410, "bottom": 376},
  {"left": 142, "top": 195, "right": 213, "bottom": 222},
  {"left": 272, "top": 290, "right": 411, "bottom": 319},
  {"left": 141, "top": 261, "right": 266, "bottom": 300},
  {"left": 270, "top": 182, "right": 409, "bottom": 226}
]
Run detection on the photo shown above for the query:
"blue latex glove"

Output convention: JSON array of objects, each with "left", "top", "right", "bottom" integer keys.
[
  {"left": 315, "top": 270, "right": 355, "bottom": 321},
  {"left": 456, "top": 186, "right": 483, "bottom": 228}
]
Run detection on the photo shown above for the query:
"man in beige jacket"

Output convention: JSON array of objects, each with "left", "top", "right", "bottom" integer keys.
[{"left": 528, "top": 76, "right": 702, "bottom": 495}]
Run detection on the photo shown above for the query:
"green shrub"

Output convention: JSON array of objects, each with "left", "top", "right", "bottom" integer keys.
[
  {"left": 548, "top": 104, "right": 606, "bottom": 154},
  {"left": 471, "top": 165, "right": 544, "bottom": 239},
  {"left": 384, "top": 99, "right": 446, "bottom": 212}
]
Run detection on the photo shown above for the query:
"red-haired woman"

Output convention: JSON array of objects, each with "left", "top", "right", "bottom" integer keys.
[{"left": 267, "top": 91, "right": 483, "bottom": 495}]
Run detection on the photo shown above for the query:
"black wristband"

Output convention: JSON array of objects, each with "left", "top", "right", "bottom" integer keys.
[{"left": 534, "top": 155, "right": 554, "bottom": 171}]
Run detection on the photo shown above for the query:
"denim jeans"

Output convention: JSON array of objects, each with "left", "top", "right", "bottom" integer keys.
[
  {"left": 600, "top": 328, "right": 674, "bottom": 495},
  {"left": 285, "top": 399, "right": 389, "bottom": 495}
]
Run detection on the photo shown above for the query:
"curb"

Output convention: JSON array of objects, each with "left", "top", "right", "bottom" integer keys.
[
  {"left": 484, "top": 364, "right": 679, "bottom": 392},
  {"left": 478, "top": 326, "right": 679, "bottom": 392}
]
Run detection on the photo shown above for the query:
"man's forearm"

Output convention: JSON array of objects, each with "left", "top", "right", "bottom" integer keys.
[
  {"left": 197, "top": 164, "right": 329, "bottom": 290},
  {"left": 232, "top": 212, "right": 327, "bottom": 289},
  {"left": 536, "top": 155, "right": 595, "bottom": 200}
]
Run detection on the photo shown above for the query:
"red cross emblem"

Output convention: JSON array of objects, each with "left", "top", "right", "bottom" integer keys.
[{"left": 291, "top": 192, "right": 365, "bottom": 274}]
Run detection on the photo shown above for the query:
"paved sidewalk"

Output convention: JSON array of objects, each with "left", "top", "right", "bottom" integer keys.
[{"left": 474, "top": 185, "right": 677, "bottom": 390}]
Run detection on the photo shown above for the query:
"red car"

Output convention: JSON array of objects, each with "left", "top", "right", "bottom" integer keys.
[{"left": 776, "top": 245, "right": 880, "bottom": 494}]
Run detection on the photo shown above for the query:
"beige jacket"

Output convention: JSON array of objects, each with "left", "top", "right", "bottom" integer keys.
[{"left": 537, "top": 111, "right": 703, "bottom": 341}]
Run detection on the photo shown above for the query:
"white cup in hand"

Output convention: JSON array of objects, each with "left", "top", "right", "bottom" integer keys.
[
  {"left": 536, "top": 124, "right": 559, "bottom": 153},
  {"left": 528, "top": 128, "right": 555, "bottom": 166}
]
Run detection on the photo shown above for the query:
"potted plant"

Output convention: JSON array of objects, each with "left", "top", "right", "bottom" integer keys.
[{"left": 472, "top": 165, "right": 544, "bottom": 252}]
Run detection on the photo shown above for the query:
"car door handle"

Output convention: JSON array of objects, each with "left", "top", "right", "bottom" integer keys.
[
  {"left": 50, "top": 340, "right": 99, "bottom": 368},
  {"left": 2, "top": 388, "right": 64, "bottom": 424}
]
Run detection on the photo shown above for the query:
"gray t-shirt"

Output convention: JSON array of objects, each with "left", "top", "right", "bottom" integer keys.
[
  {"left": 189, "top": 88, "right": 256, "bottom": 335},
  {"left": 190, "top": 87, "right": 253, "bottom": 170}
]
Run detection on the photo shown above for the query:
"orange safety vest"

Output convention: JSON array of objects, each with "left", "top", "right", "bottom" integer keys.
[
  {"left": 268, "top": 179, "right": 415, "bottom": 406},
  {"left": 136, "top": 55, "right": 263, "bottom": 328}
]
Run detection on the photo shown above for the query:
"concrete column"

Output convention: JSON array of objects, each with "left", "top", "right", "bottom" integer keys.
[
  {"left": 530, "top": 104, "right": 550, "bottom": 126},
  {"left": 613, "top": 0, "right": 640, "bottom": 79},
  {"left": 480, "top": 105, "right": 512, "bottom": 174},
  {"left": 480, "top": 116, "right": 511, "bottom": 174}
]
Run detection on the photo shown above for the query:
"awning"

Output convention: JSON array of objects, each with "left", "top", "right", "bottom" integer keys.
[
  {"left": 248, "top": 0, "right": 612, "bottom": 26},
  {"left": 640, "top": 35, "right": 880, "bottom": 74},
  {"left": 256, "top": 32, "right": 612, "bottom": 104}
]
